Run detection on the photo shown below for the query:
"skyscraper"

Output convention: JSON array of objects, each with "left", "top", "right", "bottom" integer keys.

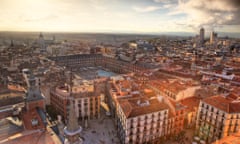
[
  {"left": 210, "top": 31, "right": 218, "bottom": 45},
  {"left": 38, "top": 32, "right": 46, "bottom": 53},
  {"left": 200, "top": 27, "right": 204, "bottom": 46}
]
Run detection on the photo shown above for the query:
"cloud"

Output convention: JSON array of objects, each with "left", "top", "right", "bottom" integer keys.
[
  {"left": 153, "top": 0, "right": 175, "bottom": 3},
  {"left": 153, "top": 0, "right": 166, "bottom": 2},
  {"left": 170, "top": 0, "right": 240, "bottom": 30},
  {"left": 133, "top": 6, "right": 162, "bottom": 12},
  {"left": 24, "top": 15, "right": 59, "bottom": 22},
  {"left": 163, "top": 4, "right": 174, "bottom": 9},
  {"left": 89, "top": 0, "right": 107, "bottom": 10},
  {"left": 152, "top": 0, "right": 177, "bottom": 10}
]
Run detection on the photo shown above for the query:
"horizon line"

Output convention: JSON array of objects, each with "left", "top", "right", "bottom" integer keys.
[{"left": 0, "top": 30, "right": 240, "bottom": 38}]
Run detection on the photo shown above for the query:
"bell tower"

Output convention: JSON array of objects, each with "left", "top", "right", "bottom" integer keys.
[
  {"left": 22, "top": 71, "right": 46, "bottom": 130},
  {"left": 25, "top": 72, "right": 45, "bottom": 111}
]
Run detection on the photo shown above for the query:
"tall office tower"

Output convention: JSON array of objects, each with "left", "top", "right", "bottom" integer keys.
[
  {"left": 200, "top": 28, "right": 204, "bottom": 46},
  {"left": 38, "top": 33, "right": 46, "bottom": 53},
  {"left": 210, "top": 31, "right": 218, "bottom": 45}
]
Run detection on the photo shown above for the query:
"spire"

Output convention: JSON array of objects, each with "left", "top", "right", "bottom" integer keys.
[
  {"left": 64, "top": 70, "right": 82, "bottom": 144},
  {"left": 66, "top": 71, "right": 78, "bottom": 131},
  {"left": 66, "top": 97, "right": 80, "bottom": 132}
]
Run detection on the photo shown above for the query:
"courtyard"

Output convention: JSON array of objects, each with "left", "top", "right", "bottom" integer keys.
[{"left": 73, "top": 66, "right": 117, "bottom": 80}]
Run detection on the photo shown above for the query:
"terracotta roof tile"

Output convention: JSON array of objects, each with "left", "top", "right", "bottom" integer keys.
[
  {"left": 203, "top": 95, "right": 240, "bottom": 113},
  {"left": 181, "top": 97, "right": 200, "bottom": 112},
  {"left": 119, "top": 97, "right": 169, "bottom": 118}
]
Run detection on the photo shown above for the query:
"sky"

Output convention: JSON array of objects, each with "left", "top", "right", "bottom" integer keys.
[{"left": 0, "top": 0, "right": 240, "bottom": 34}]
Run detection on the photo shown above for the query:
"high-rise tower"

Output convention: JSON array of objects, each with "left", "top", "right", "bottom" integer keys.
[
  {"left": 10, "top": 39, "right": 14, "bottom": 47},
  {"left": 39, "top": 32, "right": 46, "bottom": 53},
  {"left": 64, "top": 71, "right": 83, "bottom": 144},
  {"left": 210, "top": 31, "right": 218, "bottom": 45},
  {"left": 199, "top": 27, "right": 204, "bottom": 46}
]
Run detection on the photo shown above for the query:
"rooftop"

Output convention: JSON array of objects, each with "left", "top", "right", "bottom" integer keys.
[
  {"left": 0, "top": 85, "right": 25, "bottom": 107},
  {"left": 203, "top": 95, "right": 240, "bottom": 113},
  {"left": 181, "top": 97, "right": 201, "bottom": 112},
  {"left": 26, "top": 89, "right": 44, "bottom": 102},
  {"left": 149, "top": 79, "right": 199, "bottom": 94},
  {"left": 119, "top": 97, "right": 169, "bottom": 118},
  {"left": 0, "top": 128, "right": 61, "bottom": 144}
]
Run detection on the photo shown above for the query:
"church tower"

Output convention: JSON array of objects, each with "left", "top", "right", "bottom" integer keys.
[
  {"left": 64, "top": 71, "right": 83, "bottom": 144},
  {"left": 22, "top": 71, "right": 46, "bottom": 130},
  {"left": 25, "top": 72, "right": 45, "bottom": 111}
]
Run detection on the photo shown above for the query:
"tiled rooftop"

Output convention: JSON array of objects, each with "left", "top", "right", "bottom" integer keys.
[
  {"left": 119, "top": 97, "right": 169, "bottom": 118},
  {"left": 0, "top": 128, "right": 61, "bottom": 144},
  {"left": 181, "top": 97, "right": 201, "bottom": 112},
  {"left": 0, "top": 85, "right": 25, "bottom": 107},
  {"left": 149, "top": 79, "right": 198, "bottom": 94},
  {"left": 203, "top": 95, "right": 240, "bottom": 113}
]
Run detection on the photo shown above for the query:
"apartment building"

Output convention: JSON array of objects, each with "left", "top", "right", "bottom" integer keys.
[
  {"left": 106, "top": 77, "right": 185, "bottom": 144},
  {"left": 148, "top": 79, "right": 201, "bottom": 101},
  {"left": 50, "top": 86, "right": 69, "bottom": 120},
  {"left": 50, "top": 82, "right": 101, "bottom": 121},
  {"left": 117, "top": 97, "right": 169, "bottom": 144},
  {"left": 49, "top": 54, "right": 146, "bottom": 74},
  {"left": 196, "top": 95, "right": 240, "bottom": 143}
]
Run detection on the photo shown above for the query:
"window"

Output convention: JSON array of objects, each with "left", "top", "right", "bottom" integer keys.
[
  {"left": 145, "top": 115, "right": 148, "bottom": 120},
  {"left": 211, "top": 107, "right": 214, "bottom": 112}
]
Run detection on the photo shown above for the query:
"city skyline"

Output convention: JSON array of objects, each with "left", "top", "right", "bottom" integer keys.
[
  {"left": 0, "top": 5, "right": 240, "bottom": 143},
  {"left": 0, "top": 0, "right": 240, "bottom": 34}
]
